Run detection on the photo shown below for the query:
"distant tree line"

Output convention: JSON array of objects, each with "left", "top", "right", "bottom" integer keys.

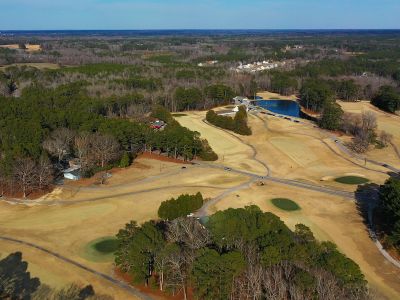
[
  {"left": 115, "top": 205, "right": 368, "bottom": 300},
  {"left": 206, "top": 106, "right": 252, "bottom": 135}
]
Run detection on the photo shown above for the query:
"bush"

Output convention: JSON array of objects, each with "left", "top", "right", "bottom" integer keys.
[{"left": 119, "top": 152, "right": 131, "bottom": 168}]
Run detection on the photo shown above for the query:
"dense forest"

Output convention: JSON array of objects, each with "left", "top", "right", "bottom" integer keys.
[
  {"left": 0, "top": 83, "right": 217, "bottom": 197},
  {"left": 115, "top": 205, "right": 368, "bottom": 300}
]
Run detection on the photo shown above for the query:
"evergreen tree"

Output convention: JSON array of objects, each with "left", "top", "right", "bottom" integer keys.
[
  {"left": 319, "top": 102, "right": 344, "bottom": 130},
  {"left": 379, "top": 178, "right": 400, "bottom": 246}
]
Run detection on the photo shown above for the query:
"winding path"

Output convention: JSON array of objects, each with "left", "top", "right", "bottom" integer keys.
[{"left": 0, "top": 236, "right": 153, "bottom": 300}]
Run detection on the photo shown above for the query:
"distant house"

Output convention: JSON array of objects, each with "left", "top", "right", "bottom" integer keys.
[
  {"left": 233, "top": 96, "right": 251, "bottom": 107},
  {"left": 63, "top": 166, "right": 81, "bottom": 181}
]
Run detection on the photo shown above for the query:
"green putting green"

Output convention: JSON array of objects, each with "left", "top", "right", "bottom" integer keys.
[
  {"left": 81, "top": 237, "right": 118, "bottom": 262},
  {"left": 334, "top": 176, "right": 369, "bottom": 185},
  {"left": 94, "top": 238, "right": 119, "bottom": 254},
  {"left": 271, "top": 198, "right": 301, "bottom": 211}
]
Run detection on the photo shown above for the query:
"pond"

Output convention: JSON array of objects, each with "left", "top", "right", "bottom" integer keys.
[{"left": 256, "top": 99, "right": 300, "bottom": 118}]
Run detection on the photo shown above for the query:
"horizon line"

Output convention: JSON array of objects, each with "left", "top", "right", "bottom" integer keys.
[{"left": 1, "top": 28, "right": 400, "bottom": 31}]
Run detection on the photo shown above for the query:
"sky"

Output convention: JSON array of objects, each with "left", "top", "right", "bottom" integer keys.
[{"left": 0, "top": 0, "right": 399, "bottom": 30}]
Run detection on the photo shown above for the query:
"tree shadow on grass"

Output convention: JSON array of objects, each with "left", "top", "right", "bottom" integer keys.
[{"left": 354, "top": 183, "right": 380, "bottom": 238}]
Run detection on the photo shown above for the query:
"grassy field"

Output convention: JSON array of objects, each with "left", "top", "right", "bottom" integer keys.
[
  {"left": 0, "top": 44, "right": 41, "bottom": 53},
  {"left": 335, "top": 176, "right": 369, "bottom": 185},
  {"left": 338, "top": 100, "right": 400, "bottom": 170},
  {"left": 0, "top": 63, "right": 60, "bottom": 70},
  {"left": 257, "top": 91, "right": 298, "bottom": 100},
  {"left": 271, "top": 198, "right": 301, "bottom": 211},
  {"left": 176, "top": 111, "right": 267, "bottom": 176}
]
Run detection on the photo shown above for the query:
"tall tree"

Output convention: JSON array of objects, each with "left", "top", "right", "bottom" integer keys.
[
  {"left": 91, "top": 133, "right": 120, "bottom": 168},
  {"left": 13, "top": 157, "right": 37, "bottom": 198},
  {"left": 379, "top": 178, "right": 400, "bottom": 246},
  {"left": 43, "top": 128, "right": 75, "bottom": 164},
  {"left": 319, "top": 102, "right": 344, "bottom": 130}
]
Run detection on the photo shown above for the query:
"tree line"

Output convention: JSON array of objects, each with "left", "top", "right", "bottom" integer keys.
[
  {"left": 115, "top": 205, "right": 368, "bottom": 300},
  {"left": 206, "top": 106, "right": 252, "bottom": 136}
]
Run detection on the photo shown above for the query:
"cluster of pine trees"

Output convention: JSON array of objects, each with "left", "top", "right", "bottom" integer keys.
[
  {"left": 206, "top": 106, "right": 252, "bottom": 135},
  {"left": 158, "top": 192, "right": 204, "bottom": 220},
  {"left": 372, "top": 86, "right": 400, "bottom": 113},
  {"left": 377, "top": 177, "right": 400, "bottom": 249},
  {"left": 115, "top": 205, "right": 368, "bottom": 300}
]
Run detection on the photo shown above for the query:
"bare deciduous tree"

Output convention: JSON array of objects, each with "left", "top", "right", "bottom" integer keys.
[
  {"left": 74, "top": 132, "right": 93, "bottom": 170},
  {"left": 43, "top": 128, "right": 75, "bottom": 164},
  {"left": 91, "top": 133, "right": 120, "bottom": 167},
  {"left": 166, "top": 217, "right": 210, "bottom": 250},
  {"left": 36, "top": 155, "right": 54, "bottom": 190},
  {"left": 378, "top": 130, "right": 393, "bottom": 147},
  {"left": 14, "top": 158, "right": 37, "bottom": 198}
]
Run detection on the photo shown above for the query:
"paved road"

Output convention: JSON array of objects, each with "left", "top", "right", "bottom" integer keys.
[
  {"left": 2, "top": 183, "right": 225, "bottom": 205},
  {"left": 0, "top": 236, "right": 153, "bottom": 300}
]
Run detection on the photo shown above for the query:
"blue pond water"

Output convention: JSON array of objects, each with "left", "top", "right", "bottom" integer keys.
[{"left": 256, "top": 100, "right": 300, "bottom": 118}]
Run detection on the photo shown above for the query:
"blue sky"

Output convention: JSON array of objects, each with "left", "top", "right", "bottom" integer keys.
[{"left": 0, "top": 0, "right": 399, "bottom": 30}]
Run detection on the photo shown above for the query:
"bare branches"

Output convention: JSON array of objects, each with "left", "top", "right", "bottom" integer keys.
[
  {"left": 43, "top": 128, "right": 75, "bottom": 164},
  {"left": 13, "top": 158, "right": 37, "bottom": 198}
]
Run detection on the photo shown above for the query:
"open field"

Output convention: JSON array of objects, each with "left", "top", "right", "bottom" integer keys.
[
  {"left": 176, "top": 112, "right": 267, "bottom": 176},
  {"left": 338, "top": 100, "right": 400, "bottom": 169},
  {"left": 257, "top": 90, "right": 298, "bottom": 100},
  {"left": 0, "top": 44, "right": 41, "bottom": 52},
  {"left": 0, "top": 62, "right": 60, "bottom": 70},
  {"left": 243, "top": 113, "right": 389, "bottom": 190}
]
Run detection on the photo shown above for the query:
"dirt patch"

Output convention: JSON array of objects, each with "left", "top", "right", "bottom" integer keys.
[{"left": 138, "top": 152, "right": 192, "bottom": 164}]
